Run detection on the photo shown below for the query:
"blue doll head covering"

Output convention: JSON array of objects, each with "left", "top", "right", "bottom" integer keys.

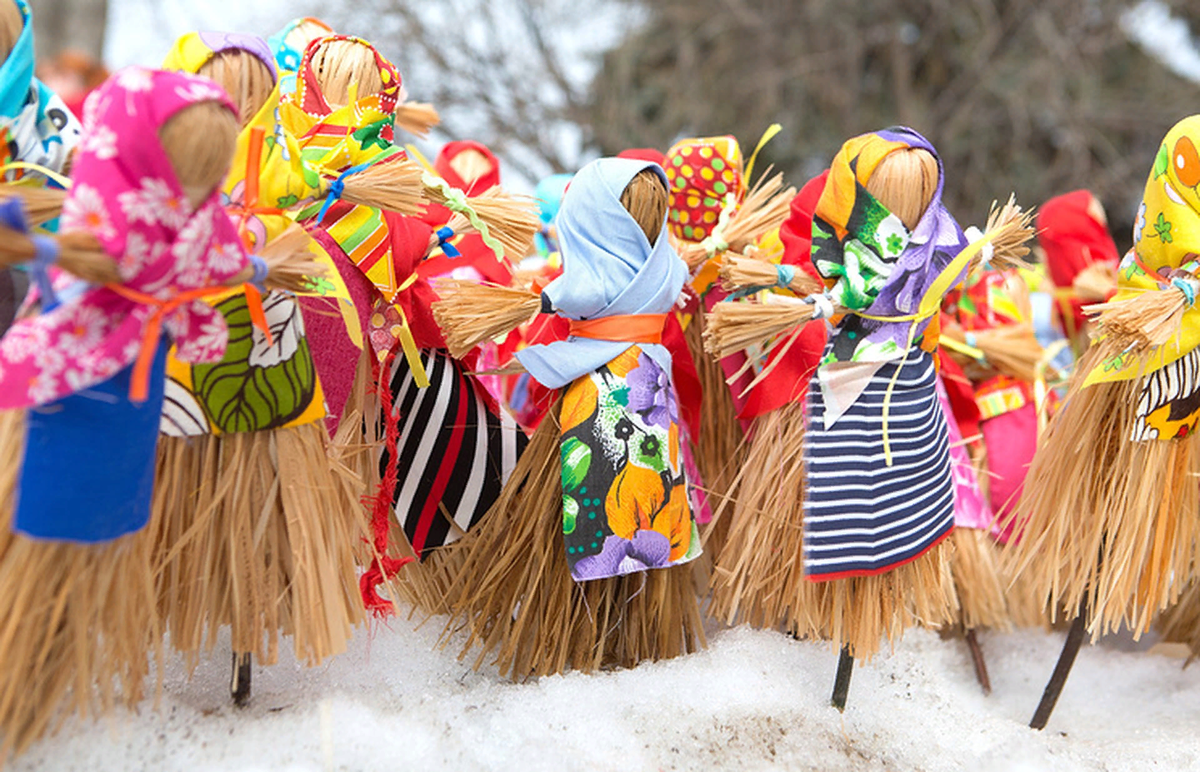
[{"left": 516, "top": 158, "right": 687, "bottom": 389}]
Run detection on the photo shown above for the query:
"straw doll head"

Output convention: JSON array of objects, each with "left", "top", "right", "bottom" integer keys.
[
  {"left": 268, "top": 17, "right": 334, "bottom": 75},
  {"left": 163, "top": 32, "right": 278, "bottom": 130},
  {"left": 435, "top": 141, "right": 501, "bottom": 196}
]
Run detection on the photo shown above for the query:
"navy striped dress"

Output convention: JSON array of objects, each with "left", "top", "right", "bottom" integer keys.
[
  {"left": 380, "top": 349, "right": 526, "bottom": 559},
  {"left": 803, "top": 346, "right": 955, "bottom": 580}
]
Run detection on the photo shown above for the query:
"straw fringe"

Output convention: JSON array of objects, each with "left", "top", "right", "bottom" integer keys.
[
  {"left": 1156, "top": 579, "right": 1200, "bottom": 660},
  {"left": 797, "top": 540, "right": 959, "bottom": 661},
  {"left": 703, "top": 296, "right": 821, "bottom": 361},
  {"left": 0, "top": 410, "right": 161, "bottom": 758},
  {"left": 1002, "top": 345, "right": 1200, "bottom": 640},
  {"left": 431, "top": 279, "right": 540, "bottom": 359},
  {"left": 943, "top": 323, "right": 1053, "bottom": 383},
  {"left": 153, "top": 423, "right": 365, "bottom": 670},
  {"left": 718, "top": 251, "right": 823, "bottom": 297},
  {"left": 423, "top": 185, "right": 539, "bottom": 260},
  {"left": 393, "top": 101, "right": 441, "bottom": 139},
  {"left": 707, "top": 403, "right": 822, "bottom": 632},
  {"left": 676, "top": 174, "right": 796, "bottom": 270},
  {"left": 441, "top": 400, "right": 706, "bottom": 679},
  {"left": 950, "top": 527, "right": 1011, "bottom": 631}
]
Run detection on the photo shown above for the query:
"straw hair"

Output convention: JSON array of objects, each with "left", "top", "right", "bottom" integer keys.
[
  {"left": 1156, "top": 579, "right": 1200, "bottom": 662},
  {"left": 865, "top": 148, "right": 937, "bottom": 231},
  {"left": 441, "top": 400, "right": 706, "bottom": 678},
  {"left": 431, "top": 279, "right": 540, "bottom": 359},
  {"left": 310, "top": 38, "right": 384, "bottom": 108},
  {"left": 160, "top": 100, "right": 240, "bottom": 209},
  {"left": 339, "top": 156, "right": 425, "bottom": 216},
  {"left": 1001, "top": 345, "right": 1200, "bottom": 640},
  {"left": 0, "top": 0, "right": 21, "bottom": 64},
  {"left": 423, "top": 183, "right": 540, "bottom": 260},
  {"left": 293, "top": 19, "right": 334, "bottom": 45},
  {"left": 719, "top": 250, "right": 824, "bottom": 296},
  {"left": 1073, "top": 260, "right": 1118, "bottom": 302},
  {"left": 708, "top": 402, "right": 819, "bottom": 630},
  {"left": 618, "top": 168, "right": 668, "bottom": 245},
  {"left": 393, "top": 101, "right": 441, "bottom": 138},
  {"left": 0, "top": 184, "right": 66, "bottom": 226},
  {"left": 152, "top": 423, "right": 366, "bottom": 669},
  {"left": 942, "top": 322, "right": 1052, "bottom": 383},
  {"left": 950, "top": 527, "right": 1011, "bottom": 631},
  {"left": 195, "top": 50, "right": 276, "bottom": 129},
  {"left": 0, "top": 410, "right": 162, "bottom": 757},
  {"left": 1084, "top": 283, "right": 1191, "bottom": 350},
  {"left": 676, "top": 173, "right": 796, "bottom": 269},
  {"left": 447, "top": 148, "right": 493, "bottom": 187}
]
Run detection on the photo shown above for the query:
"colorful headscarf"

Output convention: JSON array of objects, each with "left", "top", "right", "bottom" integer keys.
[
  {"left": 664, "top": 136, "right": 743, "bottom": 244},
  {"left": 1085, "top": 115, "right": 1200, "bottom": 388},
  {"left": 1037, "top": 189, "right": 1119, "bottom": 335},
  {"left": 290, "top": 35, "right": 403, "bottom": 118},
  {"left": 0, "top": 0, "right": 81, "bottom": 181},
  {"left": 267, "top": 17, "right": 333, "bottom": 76},
  {"left": 0, "top": 68, "right": 249, "bottom": 409},
  {"left": 811, "top": 127, "right": 969, "bottom": 365},
  {"left": 161, "top": 31, "right": 277, "bottom": 84},
  {"left": 516, "top": 158, "right": 688, "bottom": 389},
  {"left": 433, "top": 140, "right": 500, "bottom": 196}
]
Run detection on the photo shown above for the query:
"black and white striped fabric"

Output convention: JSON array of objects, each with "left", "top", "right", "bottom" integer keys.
[
  {"left": 803, "top": 347, "right": 955, "bottom": 580},
  {"left": 380, "top": 348, "right": 526, "bottom": 559}
]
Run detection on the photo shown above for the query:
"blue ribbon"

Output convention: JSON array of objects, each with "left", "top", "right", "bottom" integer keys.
[
  {"left": 316, "top": 162, "right": 374, "bottom": 225},
  {"left": 249, "top": 255, "right": 269, "bottom": 291},
  {"left": 775, "top": 264, "right": 796, "bottom": 288},
  {"left": 436, "top": 225, "right": 461, "bottom": 258},
  {"left": 0, "top": 197, "right": 60, "bottom": 310},
  {"left": 1172, "top": 276, "right": 1197, "bottom": 307}
]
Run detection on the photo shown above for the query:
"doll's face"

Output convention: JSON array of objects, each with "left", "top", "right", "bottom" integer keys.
[{"left": 159, "top": 102, "right": 239, "bottom": 210}]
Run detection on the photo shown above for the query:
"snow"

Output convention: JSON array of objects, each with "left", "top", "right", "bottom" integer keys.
[{"left": 10, "top": 610, "right": 1200, "bottom": 771}]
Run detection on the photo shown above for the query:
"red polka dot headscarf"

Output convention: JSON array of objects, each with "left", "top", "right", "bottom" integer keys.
[{"left": 664, "top": 136, "right": 745, "bottom": 244}]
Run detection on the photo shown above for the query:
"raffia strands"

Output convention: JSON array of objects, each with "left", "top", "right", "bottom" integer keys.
[
  {"left": 257, "top": 224, "right": 329, "bottom": 294},
  {"left": 1085, "top": 286, "right": 1189, "bottom": 350},
  {"left": 677, "top": 173, "right": 796, "bottom": 270},
  {"left": 683, "top": 316, "right": 746, "bottom": 560},
  {"left": 0, "top": 225, "right": 118, "bottom": 285},
  {"left": 326, "top": 347, "right": 384, "bottom": 569},
  {"left": 431, "top": 279, "right": 541, "bottom": 359},
  {"left": 393, "top": 101, "right": 441, "bottom": 139},
  {"left": 703, "top": 298, "right": 822, "bottom": 360},
  {"left": 971, "top": 195, "right": 1035, "bottom": 273},
  {"left": 717, "top": 251, "right": 824, "bottom": 297},
  {"left": 385, "top": 527, "right": 469, "bottom": 617},
  {"left": 340, "top": 157, "right": 425, "bottom": 217},
  {"left": 0, "top": 410, "right": 161, "bottom": 758},
  {"left": 707, "top": 403, "right": 822, "bottom": 632},
  {"left": 1156, "top": 579, "right": 1200, "bottom": 661},
  {"left": 1001, "top": 346, "right": 1200, "bottom": 641},
  {"left": 440, "top": 401, "right": 705, "bottom": 679},
  {"left": 0, "top": 184, "right": 65, "bottom": 226},
  {"left": 943, "top": 323, "right": 1050, "bottom": 383},
  {"left": 423, "top": 185, "right": 540, "bottom": 261},
  {"left": 151, "top": 424, "right": 366, "bottom": 671},
  {"left": 1073, "top": 261, "right": 1119, "bottom": 302},
  {"left": 950, "top": 528, "right": 1011, "bottom": 632},
  {"left": 795, "top": 540, "right": 959, "bottom": 661}
]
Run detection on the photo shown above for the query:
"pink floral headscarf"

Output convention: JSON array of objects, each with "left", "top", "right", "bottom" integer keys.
[{"left": 0, "top": 67, "right": 250, "bottom": 409}]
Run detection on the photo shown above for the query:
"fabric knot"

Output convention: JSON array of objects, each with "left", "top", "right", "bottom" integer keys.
[
  {"left": 316, "top": 161, "right": 373, "bottom": 224},
  {"left": 248, "top": 254, "right": 269, "bottom": 290},
  {"left": 700, "top": 194, "right": 737, "bottom": 257},
  {"left": 30, "top": 234, "right": 61, "bottom": 311},
  {"left": 435, "top": 225, "right": 461, "bottom": 258},
  {"left": 775, "top": 264, "right": 796, "bottom": 289},
  {"left": 1173, "top": 276, "right": 1198, "bottom": 307},
  {"left": 804, "top": 293, "right": 835, "bottom": 320}
]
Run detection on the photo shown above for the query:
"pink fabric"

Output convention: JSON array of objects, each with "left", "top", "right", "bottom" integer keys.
[
  {"left": 981, "top": 402, "right": 1038, "bottom": 543},
  {"left": 935, "top": 374, "right": 994, "bottom": 531},
  {"left": 0, "top": 67, "right": 247, "bottom": 409}
]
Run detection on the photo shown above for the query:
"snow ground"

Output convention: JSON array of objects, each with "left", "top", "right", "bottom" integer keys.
[{"left": 10, "top": 610, "right": 1200, "bottom": 771}]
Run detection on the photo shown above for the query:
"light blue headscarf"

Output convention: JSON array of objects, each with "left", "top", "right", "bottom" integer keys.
[{"left": 516, "top": 158, "right": 687, "bottom": 389}]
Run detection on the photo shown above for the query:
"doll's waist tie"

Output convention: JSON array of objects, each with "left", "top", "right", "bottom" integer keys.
[{"left": 569, "top": 313, "right": 667, "bottom": 344}]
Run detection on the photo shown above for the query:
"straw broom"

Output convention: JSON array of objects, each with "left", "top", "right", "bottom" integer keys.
[
  {"left": 393, "top": 101, "right": 441, "bottom": 138},
  {"left": 1084, "top": 275, "right": 1197, "bottom": 350},
  {"left": 1073, "top": 261, "right": 1118, "bottom": 302},
  {"left": 0, "top": 184, "right": 66, "bottom": 227},
  {"left": 423, "top": 179, "right": 540, "bottom": 260},
  {"left": 942, "top": 323, "right": 1052, "bottom": 383},
  {"left": 718, "top": 250, "right": 824, "bottom": 296},
  {"left": 675, "top": 173, "right": 796, "bottom": 270},
  {"left": 431, "top": 280, "right": 541, "bottom": 359},
  {"left": 337, "top": 155, "right": 426, "bottom": 216}
]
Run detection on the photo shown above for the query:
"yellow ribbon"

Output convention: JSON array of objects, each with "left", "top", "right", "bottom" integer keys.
[
  {"left": 389, "top": 271, "right": 430, "bottom": 388},
  {"left": 744, "top": 123, "right": 782, "bottom": 185},
  {"left": 1, "top": 161, "right": 71, "bottom": 189},
  {"left": 939, "top": 335, "right": 986, "bottom": 361}
]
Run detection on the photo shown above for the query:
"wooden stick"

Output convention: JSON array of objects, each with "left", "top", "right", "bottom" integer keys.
[
  {"left": 964, "top": 628, "right": 992, "bottom": 695},
  {"left": 831, "top": 645, "right": 854, "bottom": 712},
  {"left": 1029, "top": 595, "right": 1089, "bottom": 730},
  {"left": 231, "top": 651, "right": 252, "bottom": 707}
]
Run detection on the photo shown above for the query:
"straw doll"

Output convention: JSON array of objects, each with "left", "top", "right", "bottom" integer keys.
[
  {"left": 662, "top": 135, "right": 794, "bottom": 558},
  {"left": 705, "top": 127, "right": 1031, "bottom": 708},
  {"left": 0, "top": 67, "right": 309, "bottom": 757},
  {"left": 0, "top": 0, "right": 82, "bottom": 333},
  {"left": 1008, "top": 116, "right": 1200, "bottom": 729},
  {"left": 155, "top": 31, "right": 375, "bottom": 705},
  {"left": 281, "top": 36, "right": 532, "bottom": 616},
  {"left": 435, "top": 158, "right": 705, "bottom": 678},
  {"left": 267, "top": 16, "right": 333, "bottom": 95}
]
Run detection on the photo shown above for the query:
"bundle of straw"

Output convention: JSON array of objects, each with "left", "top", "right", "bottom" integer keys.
[
  {"left": 942, "top": 323, "right": 1051, "bottom": 383},
  {"left": 0, "top": 227, "right": 119, "bottom": 285},
  {"left": 394, "top": 101, "right": 441, "bottom": 138},
  {"left": 0, "top": 185, "right": 66, "bottom": 227},
  {"left": 718, "top": 250, "right": 823, "bottom": 296},
  {"left": 676, "top": 173, "right": 796, "bottom": 269},
  {"left": 339, "top": 156, "right": 425, "bottom": 216},
  {"left": 251, "top": 224, "right": 329, "bottom": 293},
  {"left": 969, "top": 196, "right": 1036, "bottom": 274},
  {"left": 1073, "top": 261, "right": 1118, "bottom": 302},
  {"left": 423, "top": 181, "right": 539, "bottom": 260},
  {"left": 704, "top": 295, "right": 834, "bottom": 361},
  {"left": 1084, "top": 280, "right": 1193, "bottom": 351},
  {"left": 431, "top": 279, "right": 541, "bottom": 359}
]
